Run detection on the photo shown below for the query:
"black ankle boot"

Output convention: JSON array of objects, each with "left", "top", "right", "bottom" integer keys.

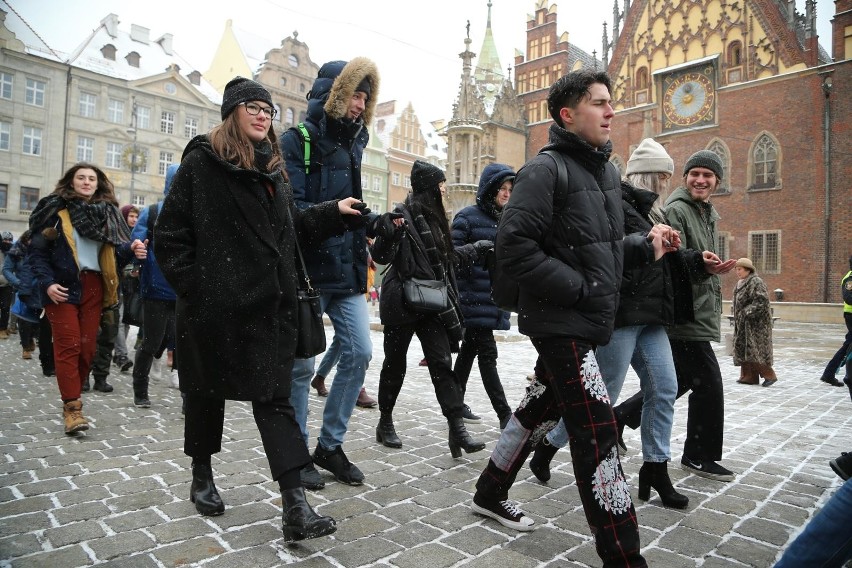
[
  {"left": 281, "top": 486, "right": 337, "bottom": 542},
  {"left": 93, "top": 376, "right": 113, "bottom": 393},
  {"left": 376, "top": 412, "right": 402, "bottom": 448},
  {"left": 529, "top": 438, "right": 558, "bottom": 483},
  {"left": 638, "top": 461, "right": 689, "bottom": 509},
  {"left": 448, "top": 416, "right": 486, "bottom": 458},
  {"left": 190, "top": 460, "right": 225, "bottom": 516}
]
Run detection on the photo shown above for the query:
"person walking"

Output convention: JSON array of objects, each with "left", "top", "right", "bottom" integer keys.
[
  {"left": 28, "top": 163, "right": 147, "bottom": 435},
  {"left": 2, "top": 231, "right": 39, "bottom": 359},
  {"left": 451, "top": 162, "right": 515, "bottom": 428},
  {"left": 370, "top": 160, "right": 490, "bottom": 455},
  {"left": 0, "top": 231, "right": 13, "bottom": 339},
  {"left": 110, "top": 204, "right": 139, "bottom": 373},
  {"left": 732, "top": 257, "right": 778, "bottom": 386},
  {"left": 470, "top": 70, "right": 676, "bottom": 567},
  {"left": 155, "top": 76, "right": 378, "bottom": 541},
  {"left": 129, "top": 165, "right": 180, "bottom": 408},
  {"left": 820, "top": 255, "right": 852, "bottom": 387},
  {"left": 279, "top": 57, "right": 381, "bottom": 490}
]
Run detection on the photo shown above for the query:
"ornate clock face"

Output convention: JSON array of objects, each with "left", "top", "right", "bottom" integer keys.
[{"left": 662, "top": 71, "right": 715, "bottom": 129}]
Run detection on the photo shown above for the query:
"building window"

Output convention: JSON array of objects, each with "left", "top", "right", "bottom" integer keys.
[
  {"left": 25, "top": 78, "right": 45, "bottom": 107},
  {"left": 372, "top": 175, "right": 381, "bottom": 192},
  {"left": 184, "top": 117, "right": 198, "bottom": 138},
  {"left": 22, "top": 126, "right": 42, "bottom": 155},
  {"left": 77, "top": 136, "right": 94, "bottom": 162},
  {"left": 106, "top": 141, "right": 123, "bottom": 168},
  {"left": 161, "top": 111, "right": 175, "bottom": 134},
  {"left": 707, "top": 139, "right": 731, "bottom": 193},
  {"left": 158, "top": 151, "right": 174, "bottom": 175},
  {"left": 273, "top": 104, "right": 281, "bottom": 123},
  {"left": 0, "top": 73, "right": 12, "bottom": 99},
  {"left": 728, "top": 41, "right": 743, "bottom": 66},
  {"left": 20, "top": 187, "right": 39, "bottom": 211},
  {"left": 285, "top": 108, "right": 294, "bottom": 125},
  {"left": 751, "top": 134, "right": 779, "bottom": 189},
  {"left": 361, "top": 173, "right": 369, "bottom": 188},
  {"left": 392, "top": 172, "right": 400, "bottom": 186},
  {"left": 136, "top": 106, "right": 150, "bottom": 129},
  {"left": 101, "top": 44, "right": 117, "bottom": 60},
  {"left": 716, "top": 231, "right": 730, "bottom": 260},
  {"left": 136, "top": 149, "right": 149, "bottom": 174},
  {"left": 749, "top": 231, "right": 780, "bottom": 274},
  {"left": 132, "top": 194, "right": 145, "bottom": 207},
  {"left": 403, "top": 175, "right": 411, "bottom": 189},
  {"left": 0, "top": 121, "right": 10, "bottom": 151},
  {"left": 0, "top": 183, "right": 6, "bottom": 210},
  {"left": 79, "top": 92, "right": 97, "bottom": 117},
  {"left": 126, "top": 51, "right": 140, "bottom": 67},
  {"left": 108, "top": 99, "right": 125, "bottom": 124}
]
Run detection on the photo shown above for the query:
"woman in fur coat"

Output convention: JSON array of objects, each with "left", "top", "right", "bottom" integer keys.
[{"left": 732, "top": 257, "right": 777, "bottom": 386}]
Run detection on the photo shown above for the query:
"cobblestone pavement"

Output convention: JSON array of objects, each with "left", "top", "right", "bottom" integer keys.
[{"left": 1, "top": 319, "right": 850, "bottom": 567}]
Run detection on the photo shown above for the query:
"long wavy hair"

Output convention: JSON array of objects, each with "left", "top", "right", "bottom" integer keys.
[
  {"left": 405, "top": 187, "right": 454, "bottom": 263},
  {"left": 208, "top": 109, "right": 285, "bottom": 175},
  {"left": 626, "top": 171, "right": 670, "bottom": 222},
  {"left": 53, "top": 162, "right": 118, "bottom": 205}
]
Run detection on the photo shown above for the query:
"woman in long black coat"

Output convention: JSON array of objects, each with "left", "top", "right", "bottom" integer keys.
[{"left": 155, "top": 77, "right": 371, "bottom": 542}]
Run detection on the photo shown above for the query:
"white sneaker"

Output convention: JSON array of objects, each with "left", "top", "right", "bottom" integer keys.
[{"left": 168, "top": 369, "right": 180, "bottom": 389}]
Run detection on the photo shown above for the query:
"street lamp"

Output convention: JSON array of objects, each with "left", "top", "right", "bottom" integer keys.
[{"left": 126, "top": 97, "right": 138, "bottom": 202}]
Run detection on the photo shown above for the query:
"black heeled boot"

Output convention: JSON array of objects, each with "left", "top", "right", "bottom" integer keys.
[
  {"left": 529, "top": 438, "right": 558, "bottom": 483},
  {"left": 281, "top": 486, "right": 337, "bottom": 542},
  {"left": 190, "top": 459, "right": 225, "bottom": 516},
  {"left": 376, "top": 411, "right": 402, "bottom": 448},
  {"left": 448, "top": 416, "right": 486, "bottom": 458},
  {"left": 638, "top": 461, "right": 689, "bottom": 509}
]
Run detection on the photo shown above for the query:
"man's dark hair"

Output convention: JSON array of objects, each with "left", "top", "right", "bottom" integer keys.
[{"left": 547, "top": 70, "right": 612, "bottom": 127}]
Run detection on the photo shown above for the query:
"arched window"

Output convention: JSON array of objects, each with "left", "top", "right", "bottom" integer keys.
[
  {"left": 636, "top": 67, "right": 649, "bottom": 90},
  {"left": 285, "top": 107, "right": 294, "bottom": 125},
  {"left": 751, "top": 134, "right": 780, "bottom": 189},
  {"left": 706, "top": 139, "right": 731, "bottom": 193},
  {"left": 727, "top": 41, "right": 743, "bottom": 67},
  {"left": 100, "top": 44, "right": 117, "bottom": 61},
  {"left": 273, "top": 103, "right": 282, "bottom": 123}
]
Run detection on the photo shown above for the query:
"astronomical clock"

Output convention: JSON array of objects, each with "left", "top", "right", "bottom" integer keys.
[{"left": 661, "top": 63, "right": 717, "bottom": 132}]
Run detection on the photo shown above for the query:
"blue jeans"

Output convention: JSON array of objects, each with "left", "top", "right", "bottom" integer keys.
[
  {"left": 316, "top": 334, "right": 341, "bottom": 379},
  {"left": 773, "top": 477, "right": 852, "bottom": 567},
  {"left": 546, "top": 325, "right": 678, "bottom": 462},
  {"left": 291, "top": 293, "right": 371, "bottom": 451}
]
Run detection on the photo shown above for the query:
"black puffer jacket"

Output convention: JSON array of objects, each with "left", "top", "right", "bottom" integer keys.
[{"left": 496, "top": 125, "right": 652, "bottom": 345}]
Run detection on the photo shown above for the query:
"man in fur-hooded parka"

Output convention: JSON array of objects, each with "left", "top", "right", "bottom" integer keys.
[{"left": 279, "top": 57, "right": 379, "bottom": 293}]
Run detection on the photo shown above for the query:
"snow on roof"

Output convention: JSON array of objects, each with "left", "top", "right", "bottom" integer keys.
[{"left": 230, "top": 23, "right": 277, "bottom": 77}]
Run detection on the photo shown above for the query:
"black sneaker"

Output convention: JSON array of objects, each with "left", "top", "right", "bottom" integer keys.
[
  {"left": 461, "top": 404, "right": 481, "bottom": 424},
  {"left": 134, "top": 396, "right": 151, "bottom": 409},
  {"left": 829, "top": 452, "right": 852, "bottom": 480},
  {"left": 680, "top": 456, "right": 734, "bottom": 482},
  {"left": 820, "top": 376, "right": 844, "bottom": 387},
  {"left": 312, "top": 445, "right": 364, "bottom": 486},
  {"left": 300, "top": 463, "right": 326, "bottom": 490},
  {"left": 120, "top": 359, "right": 134, "bottom": 372},
  {"left": 471, "top": 493, "right": 535, "bottom": 531}
]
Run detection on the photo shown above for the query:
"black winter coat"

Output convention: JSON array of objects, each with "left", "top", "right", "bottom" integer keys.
[
  {"left": 496, "top": 126, "right": 652, "bottom": 345},
  {"left": 155, "top": 135, "right": 346, "bottom": 402}
]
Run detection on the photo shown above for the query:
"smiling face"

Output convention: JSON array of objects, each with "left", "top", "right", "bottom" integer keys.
[
  {"left": 684, "top": 167, "right": 719, "bottom": 202},
  {"left": 560, "top": 82, "right": 614, "bottom": 149},
  {"left": 347, "top": 91, "right": 368, "bottom": 121},
  {"left": 494, "top": 179, "right": 512, "bottom": 208},
  {"left": 237, "top": 100, "right": 272, "bottom": 143},
  {"left": 72, "top": 168, "right": 98, "bottom": 200}
]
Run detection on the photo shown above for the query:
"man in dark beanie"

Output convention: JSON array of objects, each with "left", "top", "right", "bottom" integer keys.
[
  {"left": 220, "top": 77, "right": 274, "bottom": 120},
  {"left": 279, "top": 57, "right": 381, "bottom": 491}
]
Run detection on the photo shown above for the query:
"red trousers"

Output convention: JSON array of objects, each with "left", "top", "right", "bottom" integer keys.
[{"left": 45, "top": 272, "right": 103, "bottom": 401}]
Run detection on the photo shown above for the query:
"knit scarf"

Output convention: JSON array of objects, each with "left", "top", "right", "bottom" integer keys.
[{"left": 29, "top": 194, "right": 130, "bottom": 245}]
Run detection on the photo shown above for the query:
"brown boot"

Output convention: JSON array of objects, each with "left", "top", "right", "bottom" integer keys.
[
  {"left": 310, "top": 374, "right": 328, "bottom": 397},
  {"left": 22, "top": 348, "right": 32, "bottom": 360},
  {"left": 356, "top": 387, "right": 377, "bottom": 408},
  {"left": 63, "top": 400, "right": 89, "bottom": 435}
]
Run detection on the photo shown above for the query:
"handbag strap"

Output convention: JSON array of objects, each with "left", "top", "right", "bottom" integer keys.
[{"left": 283, "top": 202, "right": 315, "bottom": 293}]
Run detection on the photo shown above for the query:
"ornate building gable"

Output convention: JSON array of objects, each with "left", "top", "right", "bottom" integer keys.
[
  {"left": 489, "top": 77, "right": 525, "bottom": 130},
  {"left": 254, "top": 32, "right": 318, "bottom": 130}
]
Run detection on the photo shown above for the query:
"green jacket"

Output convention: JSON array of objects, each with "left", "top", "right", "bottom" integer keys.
[{"left": 663, "top": 186, "right": 722, "bottom": 342}]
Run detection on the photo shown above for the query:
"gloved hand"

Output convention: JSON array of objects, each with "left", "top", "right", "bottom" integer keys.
[
  {"left": 472, "top": 239, "right": 494, "bottom": 259},
  {"left": 367, "top": 211, "right": 405, "bottom": 239},
  {"left": 341, "top": 202, "right": 373, "bottom": 231}
]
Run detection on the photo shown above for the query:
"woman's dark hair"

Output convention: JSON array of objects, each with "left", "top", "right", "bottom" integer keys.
[
  {"left": 547, "top": 70, "right": 612, "bottom": 127},
  {"left": 404, "top": 188, "right": 453, "bottom": 263},
  {"left": 209, "top": 108, "right": 285, "bottom": 176},
  {"left": 53, "top": 162, "right": 118, "bottom": 205}
]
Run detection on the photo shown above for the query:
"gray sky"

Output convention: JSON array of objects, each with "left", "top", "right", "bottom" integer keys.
[{"left": 3, "top": 0, "right": 834, "bottom": 123}]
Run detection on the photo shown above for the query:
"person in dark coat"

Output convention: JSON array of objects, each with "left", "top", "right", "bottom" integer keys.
[
  {"left": 370, "top": 160, "right": 492, "bottom": 455},
  {"left": 154, "top": 77, "right": 376, "bottom": 542},
  {"left": 451, "top": 162, "right": 515, "bottom": 428},
  {"left": 2, "top": 231, "right": 39, "bottom": 359}
]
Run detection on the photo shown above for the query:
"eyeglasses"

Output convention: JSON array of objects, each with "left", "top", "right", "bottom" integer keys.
[{"left": 240, "top": 102, "right": 277, "bottom": 119}]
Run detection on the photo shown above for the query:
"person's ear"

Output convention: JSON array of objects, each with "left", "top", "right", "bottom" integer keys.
[{"left": 560, "top": 106, "right": 573, "bottom": 126}]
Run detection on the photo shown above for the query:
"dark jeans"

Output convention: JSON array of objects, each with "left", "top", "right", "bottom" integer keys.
[
  {"left": 183, "top": 393, "right": 310, "bottom": 484},
  {"left": 0, "top": 286, "right": 12, "bottom": 329},
  {"left": 453, "top": 327, "right": 512, "bottom": 419},
  {"left": 90, "top": 305, "right": 119, "bottom": 379},
  {"left": 614, "top": 339, "right": 724, "bottom": 462},
  {"left": 475, "top": 338, "right": 645, "bottom": 568},
  {"left": 18, "top": 319, "right": 37, "bottom": 349},
  {"left": 132, "top": 299, "right": 175, "bottom": 397},
  {"left": 378, "top": 318, "right": 465, "bottom": 419},
  {"left": 821, "top": 312, "right": 852, "bottom": 380},
  {"left": 38, "top": 317, "right": 54, "bottom": 372}
]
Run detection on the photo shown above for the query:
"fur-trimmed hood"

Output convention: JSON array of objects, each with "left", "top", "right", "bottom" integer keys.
[{"left": 308, "top": 57, "right": 380, "bottom": 125}]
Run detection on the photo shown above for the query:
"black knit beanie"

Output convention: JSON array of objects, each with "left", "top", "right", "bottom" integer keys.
[
  {"left": 410, "top": 160, "right": 446, "bottom": 194},
  {"left": 356, "top": 77, "right": 372, "bottom": 99},
  {"left": 220, "top": 77, "right": 274, "bottom": 120},
  {"left": 683, "top": 150, "right": 723, "bottom": 180}
]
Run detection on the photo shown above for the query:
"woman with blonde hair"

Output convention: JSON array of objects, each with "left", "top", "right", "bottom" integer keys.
[{"left": 732, "top": 257, "right": 777, "bottom": 386}]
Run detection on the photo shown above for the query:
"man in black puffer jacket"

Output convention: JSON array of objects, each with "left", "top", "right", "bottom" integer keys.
[
  {"left": 451, "top": 163, "right": 516, "bottom": 428},
  {"left": 470, "top": 70, "right": 677, "bottom": 568}
]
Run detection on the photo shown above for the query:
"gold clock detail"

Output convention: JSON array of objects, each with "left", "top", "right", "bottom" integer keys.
[{"left": 662, "top": 70, "right": 716, "bottom": 130}]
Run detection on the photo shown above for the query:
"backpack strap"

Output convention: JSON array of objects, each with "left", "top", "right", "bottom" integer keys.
[
  {"left": 541, "top": 149, "right": 569, "bottom": 212},
  {"left": 294, "top": 122, "right": 315, "bottom": 174}
]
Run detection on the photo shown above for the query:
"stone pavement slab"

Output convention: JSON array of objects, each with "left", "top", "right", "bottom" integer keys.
[{"left": 0, "top": 320, "right": 850, "bottom": 567}]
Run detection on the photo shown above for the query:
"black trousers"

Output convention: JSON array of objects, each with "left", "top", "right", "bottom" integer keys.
[
  {"left": 822, "top": 312, "right": 852, "bottom": 380},
  {"left": 91, "top": 305, "right": 119, "bottom": 379},
  {"left": 0, "top": 286, "right": 12, "bottom": 329},
  {"left": 183, "top": 394, "right": 310, "bottom": 485},
  {"left": 132, "top": 299, "right": 176, "bottom": 396},
  {"left": 614, "top": 339, "right": 724, "bottom": 462},
  {"left": 453, "top": 327, "right": 512, "bottom": 419},
  {"left": 378, "top": 318, "right": 465, "bottom": 419}
]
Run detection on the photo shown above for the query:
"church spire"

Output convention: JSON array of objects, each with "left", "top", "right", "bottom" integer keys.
[{"left": 474, "top": 1, "right": 504, "bottom": 85}]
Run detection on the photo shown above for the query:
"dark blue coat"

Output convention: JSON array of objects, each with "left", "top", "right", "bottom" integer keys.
[
  {"left": 131, "top": 164, "right": 178, "bottom": 302},
  {"left": 451, "top": 163, "right": 514, "bottom": 330}
]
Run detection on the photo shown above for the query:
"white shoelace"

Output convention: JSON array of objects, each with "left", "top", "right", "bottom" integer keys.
[{"left": 499, "top": 500, "right": 524, "bottom": 519}]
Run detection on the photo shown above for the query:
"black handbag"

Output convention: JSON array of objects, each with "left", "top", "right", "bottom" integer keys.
[
  {"left": 122, "top": 276, "right": 144, "bottom": 326},
  {"left": 287, "top": 206, "right": 326, "bottom": 359},
  {"left": 401, "top": 227, "right": 449, "bottom": 314}
]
